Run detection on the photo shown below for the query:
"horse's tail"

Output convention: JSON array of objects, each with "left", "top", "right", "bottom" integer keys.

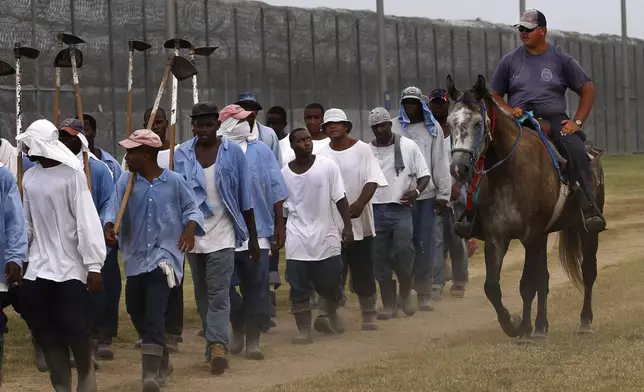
[{"left": 558, "top": 225, "right": 584, "bottom": 290}]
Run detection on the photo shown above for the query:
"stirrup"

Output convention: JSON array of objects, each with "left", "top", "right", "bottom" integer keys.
[{"left": 454, "top": 210, "right": 477, "bottom": 238}]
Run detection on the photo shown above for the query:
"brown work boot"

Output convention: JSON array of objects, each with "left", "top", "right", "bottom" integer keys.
[{"left": 209, "top": 343, "right": 228, "bottom": 375}]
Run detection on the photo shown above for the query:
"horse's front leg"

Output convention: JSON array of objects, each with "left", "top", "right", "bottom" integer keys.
[{"left": 483, "top": 237, "right": 520, "bottom": 337}]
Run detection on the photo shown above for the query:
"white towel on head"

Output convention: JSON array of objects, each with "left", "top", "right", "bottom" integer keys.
[
  {"left": 0, "top": 138, "right": 18, "bottom": 178},
  {"left": 16, "top": 119, "right": 82, "bottom": 171}
]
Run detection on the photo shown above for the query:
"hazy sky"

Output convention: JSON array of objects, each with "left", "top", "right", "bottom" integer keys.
[{"left": 258, "top": 0, "right": 644, "bottom": 39}]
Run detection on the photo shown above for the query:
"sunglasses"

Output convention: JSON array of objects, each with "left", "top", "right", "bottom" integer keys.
[{"left": 518, "top": 26, "right": 536, "bottom": 33}]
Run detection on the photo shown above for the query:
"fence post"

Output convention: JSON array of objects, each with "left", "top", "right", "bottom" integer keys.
[
  {"left": 414, "top": 25, "right": 420, "bottom": 82},
  {"left": 311, "top": 12, "right": 317, "bottom": 100},
  {"left": 234, "top": 7, "right": 240, "bottom": 95},
  {"left": 260, "top": 7, "right": 266, "bottom": 104},
  {"left": 286, "top": 7, "right": 293, "bottom": 127},
  {"left": 30, "top": 0, "right": 40, "bottom": 118},
  {"left": 142, "top": 0, "right": 150, "bottom": 106},
  {"left": 204, "top": 0, "right": 212, "bottom": 101},
  {"left": 107, "top": 0, "right": 118, "bottom": 154},
  {"left": 356, "top": 18, "right": 364, "bottom": 139},
  {"left": 395, "top": 23, "right": 401, "bottom": 94}
]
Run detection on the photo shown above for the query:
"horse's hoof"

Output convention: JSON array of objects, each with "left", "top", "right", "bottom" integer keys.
[
  {"left": 516, "top": 334, "right": 535, "bottom": 345},
  {"left": 531, "top": 331, "right": 548, "bottom": 341},
  {"left": 577, "top": 323, "right": 595, "bottom": 336}
]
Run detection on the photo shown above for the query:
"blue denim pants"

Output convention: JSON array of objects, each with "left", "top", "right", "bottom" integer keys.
[{"left": 411, "top": 198, "right": 437, "bottom": 298}]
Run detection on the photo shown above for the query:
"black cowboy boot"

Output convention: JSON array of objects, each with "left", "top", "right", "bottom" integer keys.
[
  {"left": 573, "top": 181, "right": 606, "bottom": 233},
  {"left": 454, "top": 209, "right": 477, "bottom": 238}
]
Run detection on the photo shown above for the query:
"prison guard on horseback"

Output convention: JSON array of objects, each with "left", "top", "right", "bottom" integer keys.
[{"left": 455, "top": 9, "right": 606, "bottom": 237}]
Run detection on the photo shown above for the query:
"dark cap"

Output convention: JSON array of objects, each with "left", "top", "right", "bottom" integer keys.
[
  {"left": 190, "top": 102, "right": 219, "bottom": 118},
  {"left": 515, "top": 9, "right": 547, "bottom": 29},
  {"left": 429, "top": 88, "right": 449, "bottom": 102},
  {"left": 58, "top": 118, "right": 84, "bottom": 136},
  {"left": 235, "top": 92, "right": 263, "bottom": 111}
]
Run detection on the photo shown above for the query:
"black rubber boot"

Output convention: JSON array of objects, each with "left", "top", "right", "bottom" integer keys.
[
  {"left": 156, "top": 346, "right": 173, "bottom": 387},
  {"left": 42, "top": 342, "right": 73, "bottom": 392},
  {"left": 245, "top": 325, "right": 265, "bottom": 360},
  {"left": 229, "top": 315, "right": 245, "bottom": 355},
  {"left": 70, "top": 339, "right": 97, "bottom": 392},
  {"left": 291, "top": 311, "right": 313, "bottom": 345},
  {"left": 141, "top": 344, "right": 163, "bottom": 392},
  {"left": 377, "top": 280, "right": 398, "bottom": 320},
  {"left": 32, "top": 335, "right": 48, "bottom": 372}
]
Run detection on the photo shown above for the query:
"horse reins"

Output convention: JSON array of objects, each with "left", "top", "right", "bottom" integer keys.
[{"left": 452, "top": 96, "right": 524, "bottom": 209}]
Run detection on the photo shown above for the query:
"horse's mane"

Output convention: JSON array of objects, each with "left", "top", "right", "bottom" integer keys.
[{"left": 454, "top": 88, "right": 515, "bottom": 121}]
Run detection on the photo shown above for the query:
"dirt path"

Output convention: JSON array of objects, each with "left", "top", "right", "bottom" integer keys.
[{"left": 4, "top": 214, "right": 641, "bottom": 392}]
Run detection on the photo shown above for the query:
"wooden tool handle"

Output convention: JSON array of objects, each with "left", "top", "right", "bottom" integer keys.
[
  {"left": 17, "top": 151, "right": 23, "bottom": 200},
  {"left": 169, "top": 123, "right": 176, "bottom": 171},
  {"left": 113, "top": 60, "right": 172, "bottom": 235},
  {"left": 113, "top": 174, "right": 134, "bottom": 234}
]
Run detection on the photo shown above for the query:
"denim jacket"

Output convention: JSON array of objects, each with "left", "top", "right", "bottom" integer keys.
[{"left": 174, "top": 137, "right": 253, "bottom": 247}]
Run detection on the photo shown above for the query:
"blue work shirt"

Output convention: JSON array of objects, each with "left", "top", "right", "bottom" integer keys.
[
  {"left": 99, "top": 149, "right": 123, "bottom": 184},
  {"left": 257, "top": 122, "right": 282, "bottom": 166},
  {"left": 23, "top": 155, "right": 115, "bottom": 224},
  {"left": 0, "top": 165, "right": 27, "bottom": 287},
  {"left": 174, "top": 137, "right": 253, "bottom": 248},
  {"left": 243, "top": 140, "right": 288, "bottom": 239},
  {"left": 105, "top": 169, "right": 205, "bottom": 281}
]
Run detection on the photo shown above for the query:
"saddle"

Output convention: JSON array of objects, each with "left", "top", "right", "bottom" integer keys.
[{"left": 522, "top": 118, "right": 605, "bottom": 175}]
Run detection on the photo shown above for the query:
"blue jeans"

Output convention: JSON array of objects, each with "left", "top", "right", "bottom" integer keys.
[
  {"left": 125, "top": 268, "right": 171, "bottom": 347},
  {"left": 286, "top": 256, "right": 344, "bottom": 314},
  {"left": 90, "top": 248, "right": 122, "bottom": 343},
  {"left": 411, "top": 198, "right": 437, "bottom": 298},
  {"left": 229, "top": 249, "right": 270, "bottom": 329},
  {"left": 187, "top": 248, "right": 235, "bottom": 355},
  {"left": 372, "top": 203, "right": 415, "bottom": 287},
  {"left": 433, "top": 207, "right": 469, "bottom": 287}
]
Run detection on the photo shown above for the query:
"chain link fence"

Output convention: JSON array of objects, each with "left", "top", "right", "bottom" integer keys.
[{"left": 1, "top": 0, "right": 643, "bottom": 155}]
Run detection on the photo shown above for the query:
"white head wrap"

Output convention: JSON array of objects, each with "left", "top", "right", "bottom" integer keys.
[
  {"left": 217, "top": 118, "right": 258, "bottom": 144},
  {"left": 16, "top": 119, "right": 82, "bottom": 171}
]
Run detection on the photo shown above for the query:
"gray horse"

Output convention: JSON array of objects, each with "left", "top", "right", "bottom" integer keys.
[{"left": 445, "top": 74, "right": 604, "bottom": 342}]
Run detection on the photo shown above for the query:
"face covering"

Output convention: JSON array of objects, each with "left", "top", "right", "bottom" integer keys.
[
  {"left": 16, "top": 119, "right": 82, "bottom": 171},
  {"left": 217, "top": 118, "right": 258, "bottom": 144}
]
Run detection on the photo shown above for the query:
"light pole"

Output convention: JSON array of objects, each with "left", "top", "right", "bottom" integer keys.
[
  {"left": 621, "top": 0, "right": 630, "bottom": 153},
  {"left": 376, "top": 0, "right": 389, "bottom": 110},
  {"left": 519, "top": 0, "right": 526, "bottom": 15}
]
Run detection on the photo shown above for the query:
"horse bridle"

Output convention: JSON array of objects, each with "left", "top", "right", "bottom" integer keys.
[
  {"left": 451, "top": 95, "right": 523, "bottom": 177},
  {"left": 450, "top": 96, "right": 492, "bottom": 165}
]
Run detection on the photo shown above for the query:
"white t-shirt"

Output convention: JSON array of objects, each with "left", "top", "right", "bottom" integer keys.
[
  {"left": 317, "top": 140, "right": 388, "bottom": 241},
  {"left": 370, "top": 136, "right": 430, "bottom": 205},
  {"left": 192, "top": 164, "right": 236, "bottom": 254},
  {"left": 22, "top": 164, "right": 106, "bottom": 283},
  {"left": 280, "top": 137, "right": 330, "bottom": 168},
  {"left": 282, "top": 155, "right": 346, "bottom": 261}
]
